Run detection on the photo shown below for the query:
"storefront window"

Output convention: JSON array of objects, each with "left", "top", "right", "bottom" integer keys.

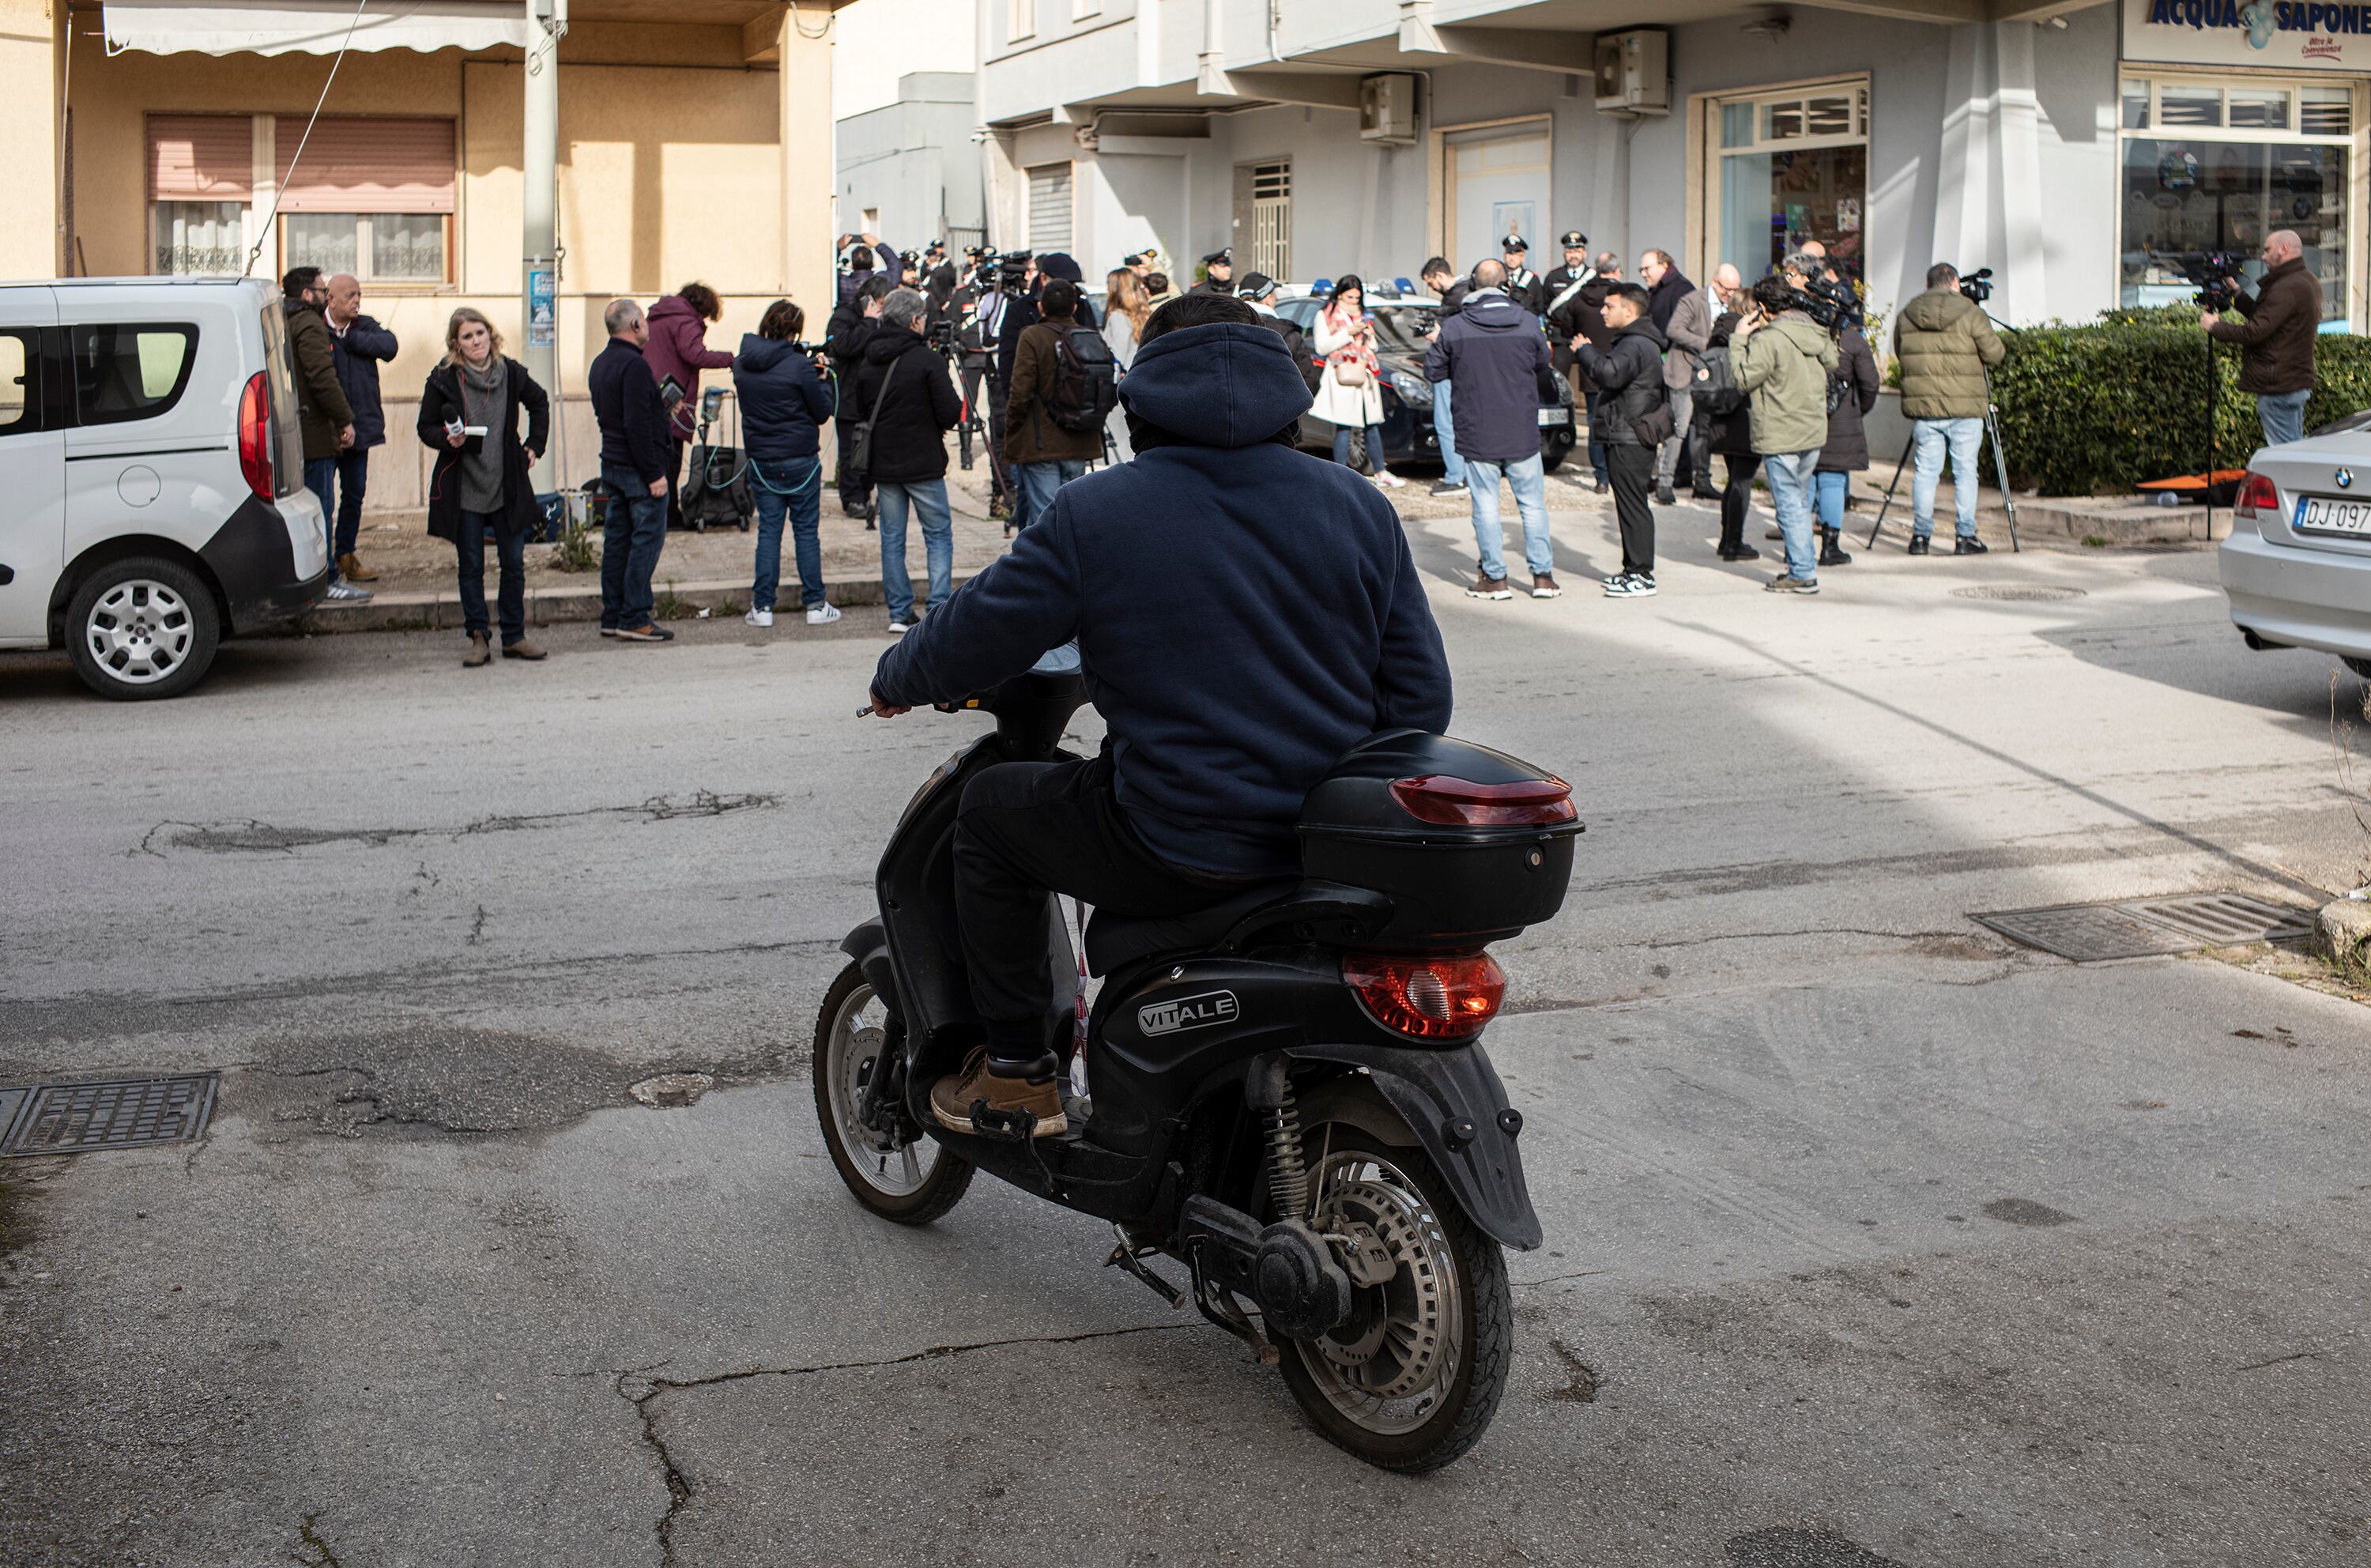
[
  {"left": 2119, "top": 75, "right": 2352, "bottom": 326},
  {"left": 1709, "top": 82, "right": 1869, "bottom": 285}
]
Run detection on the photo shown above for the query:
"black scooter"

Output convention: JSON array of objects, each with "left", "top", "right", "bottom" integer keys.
[{"left": 815, "top": 658, "right": 1579, "bottom": 1471}]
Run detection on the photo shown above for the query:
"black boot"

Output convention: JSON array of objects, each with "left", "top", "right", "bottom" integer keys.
[{"left": 1819, "top": 526, "right": 1853, "bottom": 567}]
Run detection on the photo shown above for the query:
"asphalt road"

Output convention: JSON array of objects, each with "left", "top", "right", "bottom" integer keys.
[{"left": 4, "top": 499, "right": 2368, "bottom": 1567}]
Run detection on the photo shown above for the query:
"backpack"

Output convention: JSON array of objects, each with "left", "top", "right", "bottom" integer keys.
[
  {"left": 1694, "top": 344, "right": 1747, "bottom": 418},
  {"left": 1045, "top": 326, "right": 1119, "bottom": 433}
]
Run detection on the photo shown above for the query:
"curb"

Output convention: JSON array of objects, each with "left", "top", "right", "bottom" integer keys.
[{"left": 292, "top": 572, "right": 971, "bottom": 635}]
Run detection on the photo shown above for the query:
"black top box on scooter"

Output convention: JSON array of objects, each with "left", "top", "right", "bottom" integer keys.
[{"left": 1297, "top": 730, "right": 1581, "bottom": 950}]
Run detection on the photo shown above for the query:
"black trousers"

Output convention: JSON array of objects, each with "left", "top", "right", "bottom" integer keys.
[
  {"left": 952, "top": 756, "right": 1253, "bottom": 1060},
  {"left": 1721, "top": 453, "right": 1761, "bottom": 551},
  {"left": 833, "top": 411, "right": 873, "bottom": 511},
  {"left": 1607, "top": 443, "right": 1657, "bottom": 576},
  {"left": 959, "top": 360, "right": 1008, "bottom": 499}
]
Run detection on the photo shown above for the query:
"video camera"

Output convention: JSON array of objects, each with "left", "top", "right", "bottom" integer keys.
[
  {"left": 1784, "top": 273, "right": 1860, "bottom": 334},
  {"left": 926, "top": 318, "right": 957, "bottom": 352},
  {"left": 995, "top": 251, "right": 1035, "bottom": 299},
  {"left": 1958, "top": 266, "right": 1996, "bottom": 306},
  {"left": 2182, "top": 251, "right": 2245, "bottom": 313}
]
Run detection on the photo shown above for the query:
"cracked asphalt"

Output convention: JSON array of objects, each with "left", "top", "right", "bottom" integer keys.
[{"left": 5, "top": 502, "right": 2369, "bottom": 1566}]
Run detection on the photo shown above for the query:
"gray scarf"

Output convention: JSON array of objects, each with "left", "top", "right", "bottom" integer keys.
[{"left": 455, "top": 356, "right": 507, "bottom": 516}]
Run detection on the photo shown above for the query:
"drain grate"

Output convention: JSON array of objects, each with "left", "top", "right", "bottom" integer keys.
[
  {"left": 0, "top": 1075, "right": 217, "bottom": 1157},
  {"left": 1974, "top": 894, "right": 2313, "bottom": 963},
  {"left": 1951, "top": 585, "right": 2087, "bottom": 602}
]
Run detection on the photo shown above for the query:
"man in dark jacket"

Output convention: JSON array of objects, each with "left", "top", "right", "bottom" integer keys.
[
  {"left": 281, "top": 268, "right": 367, "bottom": 603},
  {"left": 1640, "top": 250, "right": 1710, "bottom": 502},
  {"left": 587, "top": 299, "right": 675, "bottom": 643},
  {"left": 1571, "top": 282, "right": 1671, "bottom": 597},
  {"left": 1894, "top": 262, "right": 2007, "bottom": 556},
  {"left": 1812, "top": 322, "right": 1881, "bottom": 569},
  {"left": 734, "top": 299, "right": 837, "bottom": 628},
  {"left": 851, "top": 288, "right": 963, "bottom": 632},
  {"left": 827, "top": 274, "right": 891, "bottom": 519},
  {"left": 2203, "top": 228, "right": 2324, "bottom": 449},
  {"left": 1554, "top": 253, "right": 1623, "bottom": 493},
  {"left": 1239, "top": 272, "right": 1309, "bottom": 372},
  {"left": 1500, "top": 236, "right": 1544, "bottom": 316},
  {"left": 323, "top": 273, "right": 397, "bottom": 585},
  {"left": 1424, "top": 259, "right": 1560, "bottom": 601},
  {"left": 1003, "top": 279, "right": 1104, "bottom": 532},
  {"left": 866, "top": 294, "right": 1451, "bottom": 1136}
]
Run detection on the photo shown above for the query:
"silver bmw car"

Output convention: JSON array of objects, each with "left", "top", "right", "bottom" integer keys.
[{"left": 2222, "top": 424, "right": 2371, "bottom": 677}]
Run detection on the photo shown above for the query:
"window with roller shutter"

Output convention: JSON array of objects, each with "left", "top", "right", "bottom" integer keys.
[{"left": 1027, "top": 163, "right": 1072, "bottom": 255}]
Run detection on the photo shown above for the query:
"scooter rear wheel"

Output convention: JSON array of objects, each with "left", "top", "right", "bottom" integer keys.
[
  {"left": 812, "top": 962, "right": 972, "bottom": 1224},
  {"left": 1274, "top": 1131, "right": 1512, "bottom": 1472}
]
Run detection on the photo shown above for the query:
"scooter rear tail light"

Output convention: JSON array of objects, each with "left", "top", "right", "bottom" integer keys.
[
  {"left": 1344, "top": 952, "right": 1506, "bottom": 1040},
  {"left": 1389, "top": 774, "right": 1577, "bottom": 827},
  {"left": 237, "top": 371, "right": 274, "bottom": 500},
  {"left": 2235, "top": 471, "right": 2279, "bottom": 518}
]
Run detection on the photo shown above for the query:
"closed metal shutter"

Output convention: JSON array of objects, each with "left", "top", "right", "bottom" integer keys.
[
  {"left": 1027, "top": 163, "right": 1072, "bottom": 254},
  {"left": 275, "top": 118, "right": 458, "bottom": 213},
  {"left": 148, "top": 115, "right": 254, "bottom": 202}
]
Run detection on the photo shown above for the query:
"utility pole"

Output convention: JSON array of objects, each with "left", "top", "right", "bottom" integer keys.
[{"left": 522, "top": 0, "right": 567, "bottom": 494}]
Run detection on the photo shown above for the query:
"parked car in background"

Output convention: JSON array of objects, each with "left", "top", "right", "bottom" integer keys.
[
  {"left": 0, "top": 277, "right": 328, "bottom": 700},
  {"left": 2223, "top": 428, "right": 2371, "bottom": 677},
  {"left": 1271, "top": 291, "right": 1576, "bottom": 474}
]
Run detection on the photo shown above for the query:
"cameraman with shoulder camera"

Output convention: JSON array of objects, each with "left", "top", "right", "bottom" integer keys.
[
  {"left": 1734, "top": 273, "right": 1838, "bottom": 594},
  {"left": 2200, "top": 229, "right": 2322, "bottom": 449},
  {"left": 1894, "top": 262, "right": 2006, "bottom": 556}
]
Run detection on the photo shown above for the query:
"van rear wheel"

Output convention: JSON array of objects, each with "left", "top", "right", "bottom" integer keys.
[{"left": 66, "top": 556, "right": 220, "bottom": 701}]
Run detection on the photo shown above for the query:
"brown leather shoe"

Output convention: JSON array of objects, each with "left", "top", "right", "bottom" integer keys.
[
  {"left": 463, "top": 633, "right": 492, "bottom": 668},
  {"left": 501, "top": 639, "right": 548, "bottom": 661},
  {"left": 337, "top": 552, "right": 379, "bottom": 582},
  {"left": 929, "top": 1048, "right": 1066, "bottom": 1137}
]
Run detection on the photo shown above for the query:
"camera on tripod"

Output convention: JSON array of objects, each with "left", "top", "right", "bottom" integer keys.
[
  {"left": 2182, "top": 251, "right": 2245, "bottom": 312},
  {"left": 1958, "top": 266, "right": 1996, "bottom": 305},
  {"left": 926, "top": 318, "right": 957, "bottom": 352},
  {"left": 995, "top": 251, "right": 1035, "bottom": 299}
]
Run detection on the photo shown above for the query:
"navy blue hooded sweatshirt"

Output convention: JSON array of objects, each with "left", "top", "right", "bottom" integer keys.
[
  {"left": 872, "top": 322, "right": 1452, "bottom": 876},
  {"left": 732, "top": 335, "right": 832, "bottom": 463},
  {"left": 1423, "top": 288, "right": 1557, "bottom": 465}
]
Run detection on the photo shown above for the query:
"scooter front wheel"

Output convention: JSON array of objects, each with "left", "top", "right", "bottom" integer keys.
[
  {"left": 1274, "top": 1132, "right": 1513, "bottom": 1472},
  {"left": 812, "top": 962, "right": 972, "bottom": 1224}
]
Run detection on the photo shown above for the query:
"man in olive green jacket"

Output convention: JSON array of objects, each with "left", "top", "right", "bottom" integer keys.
[
  {"left": 281, "top": 267, "right": 366, "bottom": 601},
  {"left": 1735, "top": 276, "right": 1838, "bottom": 594},
  {"left": 1893, "top": 262, "right": 2006, "bottom": 555}
]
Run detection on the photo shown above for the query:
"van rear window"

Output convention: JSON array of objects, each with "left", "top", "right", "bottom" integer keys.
[{"left": 67, "top": 323, "right": 198, "bottom": 426}]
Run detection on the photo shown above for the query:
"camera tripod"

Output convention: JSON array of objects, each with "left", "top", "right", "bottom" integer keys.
[{"left": 1866, "top": 357, "right": 2020, "bottom": 553}]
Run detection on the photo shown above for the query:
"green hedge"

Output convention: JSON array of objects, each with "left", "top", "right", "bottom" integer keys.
[{"left": 1987, "top": 309, "right": 2371, "bottom": 496}]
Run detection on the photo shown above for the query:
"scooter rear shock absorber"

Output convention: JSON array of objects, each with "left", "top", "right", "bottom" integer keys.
[{"left": 1266, "top": 1091, "right": 1310, "bottom": 1222}]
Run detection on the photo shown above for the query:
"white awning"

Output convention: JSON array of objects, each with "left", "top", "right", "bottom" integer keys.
[{"left": 102, "top": 0, "right": 531, "bottom": 57}]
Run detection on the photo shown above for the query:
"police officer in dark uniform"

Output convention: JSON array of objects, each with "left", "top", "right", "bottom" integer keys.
[
  {"left": 1500, "top": 235, "right": 1544, "bottom": 316},
  {"left": 1191, "top": 247, "right": 1236, "bottom": 296}
]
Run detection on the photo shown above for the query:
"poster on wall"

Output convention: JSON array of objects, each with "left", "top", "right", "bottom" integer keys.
[
  {"left": 2124, "top": 0, "right": 2369, "bottom": 71},
  {"left": 1492, "top": 201, "right": 1537, "bottom": 246}
]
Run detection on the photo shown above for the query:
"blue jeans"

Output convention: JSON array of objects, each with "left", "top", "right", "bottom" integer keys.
[
  {"left": 454, "top": 508, "right": 526, "bottom": 644},
  {"left": 1013, "top": 459, "right": 1084, "bottom": 532},
  {"left": 599, "top": 464, "right": 669, "bottom": 630},
  {"left": 1763, "top": 450, "right": 1821, "bottom": 580},
  {"left": 1911, "top": 417, "right": 1983, "bottom": 540},
  {"left": 1465, "top": 452, "right": 1554, "bottom": 581},
  {"left": 1814, "top": 468, "right": 1849, "bottom": 529},
  {"left": 1432, "top": 380, "right": 1465, "bottom": 484},
  {"left": 749, "top": 457, "right": 824, "bottom": 611},
  {"left": 334, "top": 448, "right": 369, "bottom": 556},
  {"left": 303, "top": 457, "right": 339, "bottom": 582},
  {"left": 876, "top": 479, "right": 954, "bottom": 624},
  {"left": 2257, "top": 386, "right": 2312, "bottom": 449},
  {"left": 1332, "top": 424, "right": 1387, "bottom": 469}
]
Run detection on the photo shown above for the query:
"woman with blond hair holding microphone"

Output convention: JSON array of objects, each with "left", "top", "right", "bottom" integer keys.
[{"left": 417, "top": 306, "right": 551, "bottom": 666}]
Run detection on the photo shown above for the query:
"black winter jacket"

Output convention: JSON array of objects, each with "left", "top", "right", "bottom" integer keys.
[
  {"left": 733, "top": 335, "right": 832, "bottom": 464},
  {"left": 847, "top": 328, "right": 961, "bottom": 483},
  {"left": 824, "top": 302, "right": 876, "bottom": 389},
  {"left": 874, "top": 322, "right": 1446, "bottom": 877},
  {"left": 416, "top": 356, "right": 551, "bottom": 543},
  {"left": 1817, "top": 326, "right": 1883, "bottom": 473},
  {"left": 329, "top": 314, "right": 398, "bottom": 449},
  {"left": 1421, "top": 289, "right": 1556, "bottom": 466},
  {"left": 588, "top": 338, "right": 670, "bottom": 484},
  {"left": 1574, "top": 320, "right": 1670, "bottom": 447}
]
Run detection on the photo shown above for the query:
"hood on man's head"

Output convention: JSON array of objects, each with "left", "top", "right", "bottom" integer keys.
[{"left": 1118, "top": 322, "right": 1314, "bottom": 450}]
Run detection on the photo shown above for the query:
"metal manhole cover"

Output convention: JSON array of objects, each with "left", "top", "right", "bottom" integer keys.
[
  {"left": 1973, "top": 894, "right": 2312, "bottom": 962},
  {"left": 0, "top": 1075, "right": 217, "bottom": 1157},
  {"left": 1951, "top": 585, "right": 2088, "bottom": 601}
]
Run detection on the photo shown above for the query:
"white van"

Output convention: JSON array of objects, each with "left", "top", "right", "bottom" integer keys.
[{"left": 0, "top": 277, "right": 330, "bottom": 699}]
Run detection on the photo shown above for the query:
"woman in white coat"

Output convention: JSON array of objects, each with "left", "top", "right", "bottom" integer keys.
[
  {"left": 1310, "top": 274, "right": 1404, "bottom": 488},
  {"left": 1101, "top": 269, "right": 1152, "bottom": 462}
]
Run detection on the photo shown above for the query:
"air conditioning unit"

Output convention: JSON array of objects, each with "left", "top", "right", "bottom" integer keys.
[
  {"left": 1594, "top": 29, "right": 1670, "bottom": 115},
  {"left": 1360, "top": 74, "right": 1418, "bottom": 145}
]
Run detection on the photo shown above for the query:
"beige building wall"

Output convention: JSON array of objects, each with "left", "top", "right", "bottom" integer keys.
[
  {"left": 2, "top": 0, "right": 61, "bottom": 278},
  {"left": 50, "top": 14, "right": 845, "bottom": 503}
]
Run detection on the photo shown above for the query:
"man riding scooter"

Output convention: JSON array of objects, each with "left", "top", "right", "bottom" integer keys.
[{"left": 866, "top": 293, "right": 1452, "bottom": 1134}]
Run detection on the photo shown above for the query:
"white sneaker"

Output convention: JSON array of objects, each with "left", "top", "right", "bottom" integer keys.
[
  {"left": 887, "top": 620, "right": 910, "bottom": 635},
  {"left": 744, "top": 608, "right": 774, "bottom": 628},
  {"left": 805, "top": 602, "right": 842, "bottom": 626},
  {"left": 1373, "top": 469, "right": 1408, "bottom": 490},
  {"left": 323, "top": 581, "right": 372, "bottom": 603}
]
